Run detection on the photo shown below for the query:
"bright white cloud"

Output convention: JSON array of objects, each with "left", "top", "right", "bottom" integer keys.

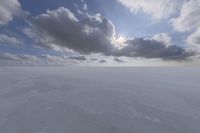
[
  {"left": 117, "top": 0, "right": 184, "bottom": 20},
  {"left": 0, "top": 0, "right": 22, "bottom": 25},
  {"left": 187, "top": 27, "right": 200, "bottom": 46},
  {"left": 171, "top": 0, "right": 200, "bottom": 32},
  {"left": 153, "top": 33, "right": 172, "bottom": 45},
  {"left": 111, "top": 36, "right": 127, "bottom": 49},
  {"left": 171, "top": 0, "right": 200, "bottom": 47}
]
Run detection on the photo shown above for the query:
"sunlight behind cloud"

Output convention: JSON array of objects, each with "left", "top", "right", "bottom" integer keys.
[{"left": 111, "top": 36, "right": 127, "bottom": 49}]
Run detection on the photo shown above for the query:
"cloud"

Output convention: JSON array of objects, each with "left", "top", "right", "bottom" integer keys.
[
  {"left": 116, "top": 0, "right": 184, "bottom": 20},
  {"left": 18, "top": 54, "right": 38, "bottom": 61},
  {"left": 114, "top": 57, "right": 124, "bottom": 62},
  {"left": 0, "top": 53, "right": 20, "bottom": 61},
  {"left": 26, "top": 7, "right": 115, "bottom": 54},
  {"left": 171, "top": 0, "right": 200, "bottom": 32},
  {"left": 0, "top": 34, "right": 22, "bottom": 45},
  {"left": 0, "top": 53, "right": 41, "bottom": 62},
  {"left": 99, "top": 59, "right": 107, "bottom": 63},
  {"left": 171, "top": 0, "right": 200, "bottom": 47},
  {"left": 0, "top": 53, "right": 62, "bottom": 65},
  {"left": 115, "top": 37, "right": 195, "bottom": 60},
  {"left": 116, "top": 0, "right": 200, "bottom": 49},
  {"left": 0, "top": 52, "right": 90, "bottom": 66},
  {"left": 24, "top": 7, "right": 195, "bottom": 61},
  {"left": 69, "top": 55, "right": 87, "bottom": 60},
  {"left": 152, "top": 33, "right": 172, "bottom": 45},
  {"left": 40, "top": 54, "right": 71, "bottom": 65},
  {"left": 80, "top": 0, "right": 88, "bottom": 11},
  {"left": 187, "top": 27, "right": 200, "bottom": 46},
  {"left": 90, "top": 58, "right": 98, "bottom": 61},
  {"left": 0, "top": 0, "right": 22, "bottom": 25}
]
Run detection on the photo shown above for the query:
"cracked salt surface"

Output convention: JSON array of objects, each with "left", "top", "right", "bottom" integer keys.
[{"left": 0, "top": 67, "right": 200, "bottom": 133}]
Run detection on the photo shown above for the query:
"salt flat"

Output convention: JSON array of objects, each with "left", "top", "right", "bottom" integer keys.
[{"left": 0, "top": 67, "right": 200, "bottom": 133}]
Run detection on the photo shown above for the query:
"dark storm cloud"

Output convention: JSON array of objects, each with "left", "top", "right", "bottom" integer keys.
[
  {"left": 90, "top": 58, "right": 98, "bottom": 61},
  {"left": 69, "top": 56, "right": 87, "bottom": 60},
  {"left": 27, "top": 7, "right": 115, "bottom": 54},
  {"left": 99, "top": 59, "right": 107, "bottom": 63},
  {"left": 25, "top": 7, "right": 196, "bottom": 61},
  {"left": 114, "top": 57, "right": 124, "bottom": 62},
  {"left": 115, "top": 38, "right": 196, "bottom": 60}
]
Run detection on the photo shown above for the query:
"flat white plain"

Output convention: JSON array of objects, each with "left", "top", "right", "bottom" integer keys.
[{"left": 0, "top": 67, "right": 200, "bottom": 133}]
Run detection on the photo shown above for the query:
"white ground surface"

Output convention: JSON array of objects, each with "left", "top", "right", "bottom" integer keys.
[{"left": 0, "top": 67, "right": 200, "bottom": 133}]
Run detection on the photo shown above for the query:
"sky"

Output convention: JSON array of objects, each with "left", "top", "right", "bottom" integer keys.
[{"left": 0, "top": 0, "right": 200, "bottom": 66}]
